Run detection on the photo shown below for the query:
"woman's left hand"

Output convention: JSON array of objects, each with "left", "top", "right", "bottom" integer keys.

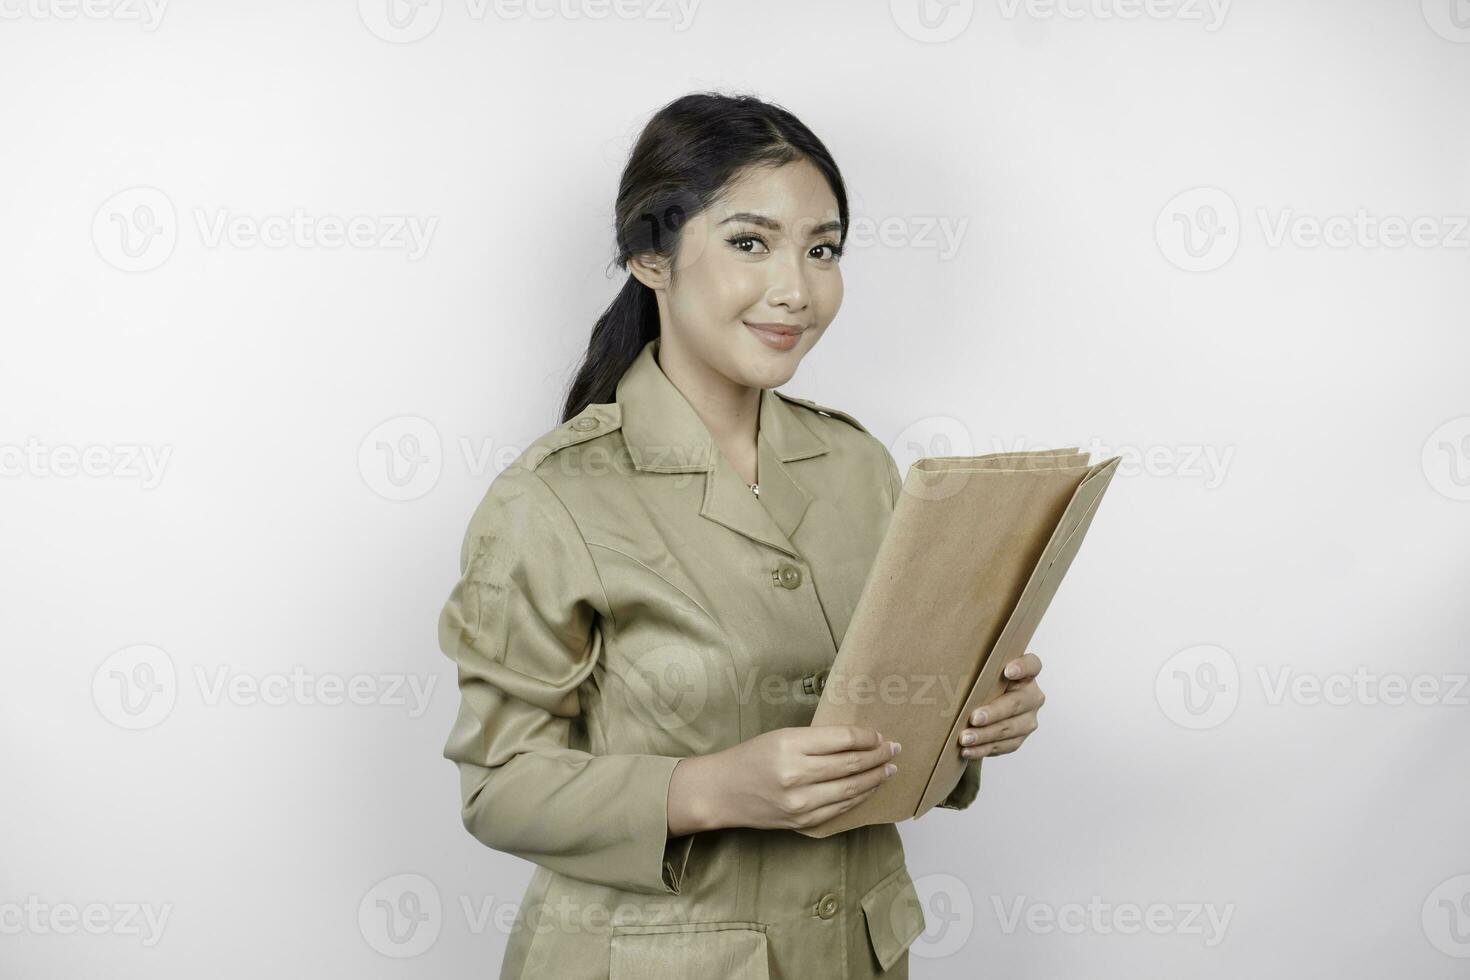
[{"left": 956, "top": 651, "right": 1045, "bottom": 759}]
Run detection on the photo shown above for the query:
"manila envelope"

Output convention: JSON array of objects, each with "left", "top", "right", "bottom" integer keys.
[{"left": 797, "top": 449, "right": 1122, "bottom": 838}]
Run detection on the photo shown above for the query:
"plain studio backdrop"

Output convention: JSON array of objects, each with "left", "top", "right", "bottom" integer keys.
[{"left": 2, "top": 1, "right": 1467, "bottom": 977}]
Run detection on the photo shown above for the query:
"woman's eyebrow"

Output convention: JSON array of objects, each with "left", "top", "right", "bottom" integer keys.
[{"left": 719, "top": 212, "right": 843, "bottom": 237}]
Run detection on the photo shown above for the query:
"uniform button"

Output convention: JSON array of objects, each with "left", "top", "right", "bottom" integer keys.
[
  {"left": 772, "top": 562, "right": 802, "bottom": 589},
  {"left": 817, "top": 893, "right": 839, "bottom": 919},
  {"left": 571, "top": 416, "right": 599, "bottom": 431}
]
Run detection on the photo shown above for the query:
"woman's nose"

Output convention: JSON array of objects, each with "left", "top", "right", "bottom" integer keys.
[{"left": 764, "top": 250, "right": 810, "bottom": 311}]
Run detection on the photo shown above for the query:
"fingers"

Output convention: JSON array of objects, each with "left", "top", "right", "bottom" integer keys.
[
  {"left": 1002, "top": 651, "right": 1043, "bottom": 683},
  {"left": 961, "top": 734, "right": 1027, "bottom": 759},
  {"left": 805, "top": 724, "right": 886, "bottom": 756},
  {"left": 966, "top": 682, "right": 1045, "bottom": 728},
  {"left": 810, "top": 732, "right": 900, "bottom": 785},
  {"left": 801, "top": 754, "right": 896, "bottom": 818},
  {"left": 958, "top": 710, "right": 1038, "bottom": 751},
  {"left": 796, "top": 780, "right": 885, "bottom": 828}
]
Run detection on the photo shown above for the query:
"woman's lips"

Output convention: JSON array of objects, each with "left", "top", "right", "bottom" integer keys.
[{"left": 744, "top": 322, "right": 803, "bottom": 351}]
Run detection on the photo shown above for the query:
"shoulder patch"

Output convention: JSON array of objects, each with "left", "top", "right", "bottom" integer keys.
[
  {"left": 520, "top": 402, "right": 623, "bottom": 471},
  {"left": 773, "top": 390, "right": 872, "bottom": 436}
]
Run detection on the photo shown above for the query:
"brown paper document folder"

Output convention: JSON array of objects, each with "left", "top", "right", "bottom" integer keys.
[{"left": 797, "top": 449, "right": 1122, "bottom": 838}]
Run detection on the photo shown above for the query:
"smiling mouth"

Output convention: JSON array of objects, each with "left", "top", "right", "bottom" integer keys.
[
  {"left": 744, "top": 322, "right": 805, "bottom": 351},
  {"left": 743, "top": 322, "right": 804, "bottom": 336}
]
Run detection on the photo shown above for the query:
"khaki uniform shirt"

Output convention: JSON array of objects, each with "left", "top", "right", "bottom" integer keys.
[{"left": 438, "top": 337, "right": 982, "bottom": 979}]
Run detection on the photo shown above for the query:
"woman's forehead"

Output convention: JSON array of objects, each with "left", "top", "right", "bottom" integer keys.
[{"left": 707, "top": 164, "right": 841, "bottom": 234}]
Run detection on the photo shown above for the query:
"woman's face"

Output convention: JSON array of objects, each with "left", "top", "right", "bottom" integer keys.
[{"left": 635, "top": 157, "right": 845, "bottom": 391}]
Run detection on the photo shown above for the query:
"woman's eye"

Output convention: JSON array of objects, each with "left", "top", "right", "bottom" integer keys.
[
  {"left": 727, "top": 234, "right": 768, "bottom": 254},
  {"left": 727, "top": 234, "right": 843, "bottom": 263}
]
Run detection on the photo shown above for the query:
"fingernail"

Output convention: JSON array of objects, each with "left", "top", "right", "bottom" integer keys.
[
  {"left": 1006, "top": 664, "right": 1019, "bottom": 678},
  {"left": 961, "top": 731, "right": 976, "bottom": 746},
  {"left": 884, "top": 763, "right": 897, "bottom": 776},
  {"left": 972, "top": 710, "right": 987, "bottom": 726},
  {"left": 890, "top": 741, "right": 902, "bottom": 757}
]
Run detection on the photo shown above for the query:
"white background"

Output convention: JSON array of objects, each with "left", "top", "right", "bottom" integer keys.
[{"left": 2, "top": 0, "right": 1468, "bottom": 977}]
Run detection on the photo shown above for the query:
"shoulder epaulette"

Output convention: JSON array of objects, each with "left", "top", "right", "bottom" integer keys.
[
  {"left": 520, "top": 402, "right": 623, "bottom": 472},
  {"left": 773, "top": 390, "right": 872, "bottom": 436}
]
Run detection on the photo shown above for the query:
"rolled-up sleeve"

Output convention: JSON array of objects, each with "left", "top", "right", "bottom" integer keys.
[
  {"left": 438, "top": 463, "right": 694, "bottom": 895},
  {"left": 879, "top": 443, "right": 983, "bottom": 812},
  {"left": 935, "top": 757, "right": 982, "bottom": 811}
]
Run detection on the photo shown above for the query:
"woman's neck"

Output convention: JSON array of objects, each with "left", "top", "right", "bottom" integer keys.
[{"left": 655, "top": 338, "right": 762, "bottom": 485}]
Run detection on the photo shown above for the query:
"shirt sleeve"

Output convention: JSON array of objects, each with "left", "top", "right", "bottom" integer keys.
[
  {"left": 879, "top": 443, "right": 983, "bottom": 812},
  {"left": 437, "top": 462, "right": 695, "bottom": 895}
]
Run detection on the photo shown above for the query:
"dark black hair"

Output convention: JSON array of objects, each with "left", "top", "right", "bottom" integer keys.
[{"left": 558, "top": 90, "right": 850, "bottom": 423}]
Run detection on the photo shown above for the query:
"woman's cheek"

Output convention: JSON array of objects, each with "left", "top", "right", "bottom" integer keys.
[
  {"left": 820, "top": 267, "right": 844, "bottom": 314},
  {"left": 721, "top": 262, "right": 767, "bottom": 314}
]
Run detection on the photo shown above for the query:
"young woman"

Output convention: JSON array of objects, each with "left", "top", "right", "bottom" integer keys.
[{"left": 437, "top": 91, "right": 1047, "bottom": 980}]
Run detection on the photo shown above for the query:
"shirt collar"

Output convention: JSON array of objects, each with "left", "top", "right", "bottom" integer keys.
[
  {"left": 615, "top": 337, "right": 830, "bottom": 471},
  {"left": 614, "top": 337, "right": 831, "bottom": 558}
]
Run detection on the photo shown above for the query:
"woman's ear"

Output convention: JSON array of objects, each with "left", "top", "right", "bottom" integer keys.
[{"left": 627, "top": 251, "right": 669, "bottom": 292}]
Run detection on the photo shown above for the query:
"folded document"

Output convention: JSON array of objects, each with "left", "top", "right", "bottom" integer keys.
[{"left": 798, "top": 448, "right": 1122, "bottom": 838}]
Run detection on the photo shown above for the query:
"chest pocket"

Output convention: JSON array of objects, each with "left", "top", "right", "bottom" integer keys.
[{"left": 609, "top": 920, "right": 770, "bottom": 980}]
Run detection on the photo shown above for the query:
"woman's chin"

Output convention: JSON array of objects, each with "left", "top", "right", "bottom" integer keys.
[{"left": 734, "top": 346, "right": 804, "bottom": 388}]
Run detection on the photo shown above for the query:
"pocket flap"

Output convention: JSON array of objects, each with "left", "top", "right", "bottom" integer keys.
[{"left": 861, "top": 866, "right": 926, "bottom": 972}]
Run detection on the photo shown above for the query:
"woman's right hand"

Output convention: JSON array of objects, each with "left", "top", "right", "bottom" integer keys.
[{"left": 668, "top": 727, "right": 901, "bottom": 834}]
